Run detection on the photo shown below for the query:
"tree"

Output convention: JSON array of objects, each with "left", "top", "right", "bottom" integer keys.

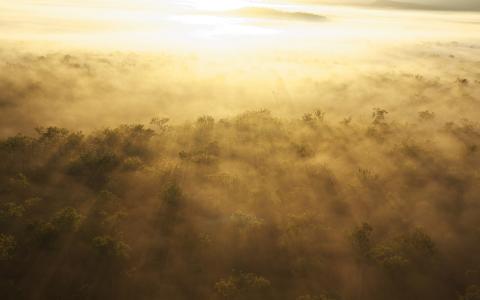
[{"left": 0, "top": 234, "right": 16, "bottom": 260}]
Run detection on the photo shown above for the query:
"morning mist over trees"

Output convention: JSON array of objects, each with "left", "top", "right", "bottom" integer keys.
[{"left": 1, "top": 1, "right": 480, "bottom": 299}]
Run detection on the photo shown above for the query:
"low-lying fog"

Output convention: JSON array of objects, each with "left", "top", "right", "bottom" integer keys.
[
  {"left": 2, "top": 2, "right": 480, "bottom": 299},
  {"left": 0, "top": 0, "right": 479, "bottom": 136}
]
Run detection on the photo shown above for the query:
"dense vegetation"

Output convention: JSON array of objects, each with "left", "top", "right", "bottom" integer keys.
[{"left": 1, "top": 108, "right": 480, "bottom": 299}]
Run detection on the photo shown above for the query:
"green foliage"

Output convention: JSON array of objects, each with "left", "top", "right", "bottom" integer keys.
[
  {"left": 0, "top": 135, "right": 33, "bottom": 154},
  {"left": 215, "top": 276, "right": 238, "bottom": 298},
  {"left": 398, "top": 229, "right": 436, "bottom": 262},
  {"left": 196, "top": 116, "right": 215, "bottom": 131},
  {"left": 28, "top": 208, "right": 83, "bottom": 249},
  {"left": 214, "top": 271, "right": 271, "bottom": 299},
  {"left": 372, "top": 244, "right": 409, "bottom": 273},
  {"left": 92, "top": 235, "right": 130, "bottom": 259},
  {"left": 0, "top": 109, "right": 479, "bottom": 299},
  {"left": 418, "top": 110, "right": 435, "bottom": 121},
  {"left": 51, "top": 207, "right": 84, "bottom": 233},
  {"left": 0, "top": 202, "right": 25, "bottom": 219},
  {"left": 122, "top": 156, "right": 144, "bottom": 171},
  {"left": 35, "top": 127, "right": 69, "bottom": 144},
  {"left": 163, "top": 183, "right": 184, "bottom": 209},
  {"left": 68, "top": 149, "right": 120, "bottom": 188},
  {"left": 29, "top": 221, "right": 59, "bottom": 249},
  {"left": 292, "top": 143, "right": 314, "bottom": 158},
  {"left": 179, "top": 141, "right": 220, "bottom": 164},
  {"left": 370, "top": 229, "right": 436, "bottom": 276},
  {"left": 372, "top": 108, "right": 388, "bottom": 125},
  {"left": 230, "top": 211, "right": 264, "bottom": 230},
  {"left": 303, "top": 110, "right": 325, "bottom": 125},
  {"left": 0, "top": 234, "right": 16, "bottom": 260},
  {"left": 6, "top": 173, "right": 29, "bottom": 191},
  {"left": 356, "top": 168, "right": 380, "bottom": 187},
  {"left": 150, "top": 117, "right": 170, "bottom": 133},
  {"left": 350, "top": 223, "right": 374, "bottom": 262},
  {"left": 297, "top": 293, "right": 340, "bottom": 300}
]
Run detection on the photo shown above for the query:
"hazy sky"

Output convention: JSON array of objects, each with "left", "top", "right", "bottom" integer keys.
[
  {"left": 253, "top": 0, "right": 480, "bottom": 10},
  {"left": 9, "top": 0, "right": 480, "bottom": 7},
  {"left": 381, "top": 0, "right": 480, "bottom": 9}
]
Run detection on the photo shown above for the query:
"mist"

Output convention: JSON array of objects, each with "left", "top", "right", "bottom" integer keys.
[{"left": 1, "top": 1, "right": 480, "bottom": 300}]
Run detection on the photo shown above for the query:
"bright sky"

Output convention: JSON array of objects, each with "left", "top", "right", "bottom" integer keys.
[
  {"left": 176, "top": 0, "right": 254, "bottom": 10},
  {"left": 1, "top": 0, "right": 480, "bottom": 52}
]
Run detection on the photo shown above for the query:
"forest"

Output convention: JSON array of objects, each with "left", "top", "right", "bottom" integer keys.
[
  {"left": 1, "top": 103, "right": 480, "bottom": 299},
  {"left": 1, "top": 4, "right": 480, "bottom": 297}
]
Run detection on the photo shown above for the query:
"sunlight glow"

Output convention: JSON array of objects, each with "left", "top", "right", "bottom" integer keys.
[
  {"left": 178, "top": 0, "right": 253, "bottom": 11},
  {"left": 169, "top": 14, "right": 278, "bottom": 38}
]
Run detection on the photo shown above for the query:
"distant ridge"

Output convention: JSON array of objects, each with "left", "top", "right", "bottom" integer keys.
[
  {"left": 227, "top": 7, "right": 326, "bottom": 22},
  {"left": 368, "top": 0, "right": 480, "bottom": 11},
  {"left": 287, "top": 0, "right": 480, "bottom": 12},
  {"left": 370, "top": 0, "right": 437, "bottom": 10}
]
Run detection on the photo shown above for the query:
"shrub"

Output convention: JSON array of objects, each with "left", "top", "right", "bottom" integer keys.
[
  {"left": 350, "top": 223, "right": 374, "bottom": 262},
  {"left": 92, "top": 235, "right": 130, "bottom": 259},
  {"left": 214, "top": 271, "right": 271, "bottom": 299},
  {"left": 51, "top": 207, "right": 83, "bottom": 233},
  {"left": 0, "top": 234, "right": 16, "bottom": 260}
]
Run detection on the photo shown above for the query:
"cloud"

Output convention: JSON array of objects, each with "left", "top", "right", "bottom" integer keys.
[
  {"left": 226, "top": 7, "right": 327, "bottom": 22},
  {"left": 370, "top": 0, "right": 480, "bottom": 11}
]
